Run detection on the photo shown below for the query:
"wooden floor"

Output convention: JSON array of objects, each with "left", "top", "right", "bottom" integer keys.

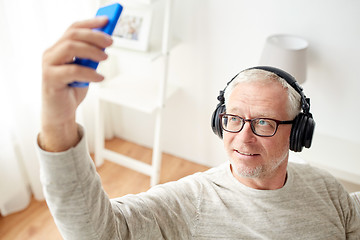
[{"left": 0, "top": 138, "right": 209, "bottom": 240}]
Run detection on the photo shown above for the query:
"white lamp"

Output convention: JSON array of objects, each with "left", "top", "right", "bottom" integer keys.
[{"left": 259, "top": 34, "right": 309, "bottom": 84}]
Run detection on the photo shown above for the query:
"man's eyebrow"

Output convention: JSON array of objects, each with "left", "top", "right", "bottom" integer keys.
[
  {"left": 226, "top": 107, "right": 277, "bottom": 118},
  {"left": 256, "top": 113, "right": 275, "bottom": 118}
]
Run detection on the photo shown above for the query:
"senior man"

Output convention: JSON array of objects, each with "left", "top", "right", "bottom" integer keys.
[{"left": 38, "top": 17, "right": 360, "bottom": 239}]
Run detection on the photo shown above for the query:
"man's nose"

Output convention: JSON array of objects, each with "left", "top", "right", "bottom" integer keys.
[{"left": 235, "top": 121, "right": 257, "bottom": 143}]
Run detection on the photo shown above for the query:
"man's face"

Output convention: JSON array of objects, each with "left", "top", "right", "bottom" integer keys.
[{"left": 223, "top": 80, "right": 292, "bottom": 183}]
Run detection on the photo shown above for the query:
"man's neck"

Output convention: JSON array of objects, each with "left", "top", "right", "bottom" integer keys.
[{"left": 231, "top": 163, "right": 288, "bottom": 190}]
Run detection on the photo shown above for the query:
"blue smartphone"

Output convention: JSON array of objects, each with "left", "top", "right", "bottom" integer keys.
[{"left": 68, "top": 3, "right": 123, "bottom": 88}]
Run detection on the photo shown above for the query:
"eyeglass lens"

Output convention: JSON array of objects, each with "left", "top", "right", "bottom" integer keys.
[{"left": 221, "top": 114, "right": 278, "bottom": 136}]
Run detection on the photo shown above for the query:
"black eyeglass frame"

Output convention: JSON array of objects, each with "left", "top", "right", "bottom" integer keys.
[{"left": 219, "top": 113, "right": 294, "bottom": 137}]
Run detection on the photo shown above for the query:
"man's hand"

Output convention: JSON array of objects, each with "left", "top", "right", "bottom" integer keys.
[{"left": 39, "top": 17, "right": 113, "bottom": 152}]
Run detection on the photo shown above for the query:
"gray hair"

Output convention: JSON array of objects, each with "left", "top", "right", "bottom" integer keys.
[{"left": 224, "top": 69, "right": 301, "bottom": 119}]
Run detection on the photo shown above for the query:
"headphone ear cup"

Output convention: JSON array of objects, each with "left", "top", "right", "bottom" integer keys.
[
  {"left": 211, "top": 104, "right": 226, "bottom": 139},
  {"left": 303, "top": 115, "right": 315, "bottom": 148},
  {"left": 290, "top": 114, "right": 306, "bottom": 152},
  {"left": 296, "top": 114, "right": 308, "bottom": 152},
  {"left": 290, "top": 113, "right": 315, "bottom": 152},
  {"left": 290, "top": 114, "right": 300, "bottom": 152}
]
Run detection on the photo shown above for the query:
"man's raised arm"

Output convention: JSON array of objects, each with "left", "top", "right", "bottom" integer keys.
[{"left": 37, "top": 17, "right": 122, "bottom": 240}]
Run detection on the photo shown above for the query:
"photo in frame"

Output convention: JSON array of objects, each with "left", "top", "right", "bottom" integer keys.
[{"left": 112, "top": 6, "right": 153, "bottom": 52}]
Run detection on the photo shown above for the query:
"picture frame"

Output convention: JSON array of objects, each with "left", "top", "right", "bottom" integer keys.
[{"left": 112, "top": 5, "right": 153, "bottom": 52}]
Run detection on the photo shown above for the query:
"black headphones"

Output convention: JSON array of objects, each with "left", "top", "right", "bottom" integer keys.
[{"left": 211, "top": 66, "right": 315, "bottom": 152}]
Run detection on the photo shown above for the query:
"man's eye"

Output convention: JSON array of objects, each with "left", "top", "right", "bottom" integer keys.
[{"left": 257, "top": 119, "right": 266, "bottom": 125}]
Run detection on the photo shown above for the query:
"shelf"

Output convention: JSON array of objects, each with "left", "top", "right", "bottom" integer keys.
[
  {"left": 107, "top": 38, "right": 181, "bottom": 62},
  {"left": 96, "top": 0, "right": 174, "bottom": 186},
  {"left": 102, "top": 149, "right": 153, "bottom": 176},
  {"left": 107, "top": 46, "right": 163, "bottom": 62},
  {"left": 97, "top": 75, "right": 179, "bottom": 113}
]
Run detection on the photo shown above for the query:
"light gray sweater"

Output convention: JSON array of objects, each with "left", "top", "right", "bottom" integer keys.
[{"left": 38, "top": 128, "right": 360, "bottom": 239}]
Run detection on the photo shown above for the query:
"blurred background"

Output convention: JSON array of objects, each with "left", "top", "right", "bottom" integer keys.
[{"left": 1, "top": 0, "right": 359, "bottom": 218}]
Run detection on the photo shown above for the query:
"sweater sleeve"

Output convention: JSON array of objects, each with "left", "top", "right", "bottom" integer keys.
[
  {"left": 343, "top": 187, "right": 360, "bottom": 238},
  {"left": 37, "top": 125, "right": 119, "bottom": 240},
  {"left": 110, "top": 175, "right": 201, "bottom": 239},
  {"left": 37, "top": 125, "right": 200, "bottom": 240}
]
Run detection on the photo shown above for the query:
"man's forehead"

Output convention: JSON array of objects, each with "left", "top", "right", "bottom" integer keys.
[
  {"left": 226, "top": 105, "right": 279, "bottom": 118},
  {"left": 226, "top": 82, "right": 289, "bottom": 119}
]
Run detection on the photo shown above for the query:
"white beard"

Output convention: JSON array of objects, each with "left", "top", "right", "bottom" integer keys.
[{"left": 231, "top": 151, "right": 288, "bottom": 179}]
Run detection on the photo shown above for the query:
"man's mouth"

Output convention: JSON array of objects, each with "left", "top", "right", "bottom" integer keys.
[{"left": 235, "top": 150, "right": 259, "bottom": 156}]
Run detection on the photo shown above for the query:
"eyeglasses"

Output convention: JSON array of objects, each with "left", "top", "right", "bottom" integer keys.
[{"left": 220, "top": 113, "right": 294, "bottom": 137}]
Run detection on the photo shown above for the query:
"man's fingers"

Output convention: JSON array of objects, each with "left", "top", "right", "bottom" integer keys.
[
  {"left": 43, "top": 65, "right": 105, "bottom": 87},
  {"left": 45, "top": 40, "right": 109, "bottom": 66},
  {"left": 62, "top": 28, "right": 113, "bottom": 49},
  {"left": 69, "top": 16, "right": 109, "bottom": 31},
  {"left": 57, "top": 65, "right": 105, "bottom": 84},
  {"left": 44, "top": 17, "right": 113, "bottom": 66},
  {"left": 41, "top": 17, "right": 112, "bottom": 89},
  {"left": 65, "top": 17, "right": 113, "bottom": 49}
]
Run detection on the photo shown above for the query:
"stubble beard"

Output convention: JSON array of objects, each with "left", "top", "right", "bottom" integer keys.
[{"left": 231, "top": 152, "right": 288, "bottom": 179}]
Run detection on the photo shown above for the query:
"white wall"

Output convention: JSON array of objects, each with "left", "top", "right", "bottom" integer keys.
[{"left": 109, "top": 0, "right": 360, "bottom": 170}]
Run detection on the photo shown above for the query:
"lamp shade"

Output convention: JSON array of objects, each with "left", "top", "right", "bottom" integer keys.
[{"left": 259, "top": 34, "right": 308, "bottom": 84}]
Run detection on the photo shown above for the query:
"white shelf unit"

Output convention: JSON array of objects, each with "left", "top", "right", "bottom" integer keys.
[{"left": 94, "top": 0, "right": 175, "bottom": 186}]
